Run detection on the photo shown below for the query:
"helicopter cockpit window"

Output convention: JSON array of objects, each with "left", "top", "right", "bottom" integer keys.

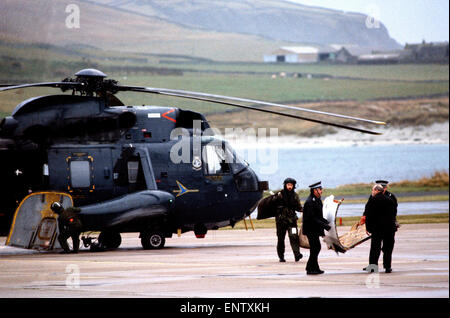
[
  {"left": 127, "top": 161, "right": 139, "bottom": 184},
  {"left": 70, "top": 160, "right": 91, "bottom": 188},
  {"left": 202, "top": 144, "right": 231, "bottom": 175},
  {"left": 224, "top": 143, "right": 249, "bottom": 175}
]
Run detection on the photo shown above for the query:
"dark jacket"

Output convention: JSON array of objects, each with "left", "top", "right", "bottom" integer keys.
[
  {"left": 363, "top": 193, "right": 397, "bottom": 234},
  {"left": 385, "top": 190, "right": 398, "bottom": 215},
  {"left": 302, "top": 194, "right": 330, "bottom": 236},
  {"left": 57, "top": 207, "right": 82, "bottom": 232},
  {"left": 274, "top": 189, "right": 303, "bottom": 226}
]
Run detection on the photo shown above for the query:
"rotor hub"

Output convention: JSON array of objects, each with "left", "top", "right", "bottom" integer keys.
[
  {"left": 74, "top": 68, "right": 107, "bottom": 79},
  {"left": 62, "top": 69, "right": 118, "bottom": 96}
]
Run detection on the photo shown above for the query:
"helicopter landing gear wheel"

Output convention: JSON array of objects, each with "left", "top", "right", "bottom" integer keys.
[
  {"left": 141, "top": 231, "right": 165, "bottom": 250},
  {"left": 98, "top": 231, "right": 122, "bottom": 249}
]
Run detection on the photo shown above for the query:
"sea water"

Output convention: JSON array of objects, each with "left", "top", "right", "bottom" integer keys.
[
  {"left": 238, "top": 143, "right": 449, "bottom": 217},
  {"left": 236, "top": 143, "right": 449, "bottom": 189}
]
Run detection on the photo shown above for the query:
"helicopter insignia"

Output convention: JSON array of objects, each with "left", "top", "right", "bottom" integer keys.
[
  {"left": 173, "top": 180, "right": 200, "bottom": 197},
  {"left": 192, "top": 156, "right": 202, "bottom": 171},
  {"left": 162, "top": 109, "right": 177, "bottom": 123}
]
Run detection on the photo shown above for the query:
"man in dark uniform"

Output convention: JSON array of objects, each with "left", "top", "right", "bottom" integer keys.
[
  {"left": 302, "top": 181, "right": 331, "bottom": 275},
  {"left": 51, "top": 202, "right": 83, "bottom": 254},
  {"left": 274, "top": 178, "right": 303, "bottom": 263},
  {"left": 376, "top": 180, "right": 398, "bottom": 216},
  {"left": 363, "top": 184, "right": 398, "bottom": 273}
]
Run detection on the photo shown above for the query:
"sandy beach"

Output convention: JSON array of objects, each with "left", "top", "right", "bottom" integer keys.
[{"left": 225, "top": 122, "right": 449, "bottom": 149}]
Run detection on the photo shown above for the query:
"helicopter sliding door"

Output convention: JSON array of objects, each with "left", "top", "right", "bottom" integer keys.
[
  {"left": 201, "top": 142, "right": 235, "bottom": 213},
  {"left": 48, "top": 145, "right": 116, "bottom": 206}
]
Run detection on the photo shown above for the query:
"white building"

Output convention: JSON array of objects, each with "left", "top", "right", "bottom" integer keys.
[{"left": 263, "top": 46, "right": 335, "bottom": 63}]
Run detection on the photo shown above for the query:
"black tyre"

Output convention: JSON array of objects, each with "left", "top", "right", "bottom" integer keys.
[
  {"left": 98, "top": 231, "right": 122, "bottom": 249},
  {"left": 141, "top": 232, "right": 165, "bottom": 250}
]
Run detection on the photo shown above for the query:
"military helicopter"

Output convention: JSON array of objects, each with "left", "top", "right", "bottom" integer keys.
[{"left": 0, "top": 69, "right": 384, "bottom": 250}]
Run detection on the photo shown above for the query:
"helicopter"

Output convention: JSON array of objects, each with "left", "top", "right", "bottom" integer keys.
[{"left": 0, "top": 68, "right": 385, "bottom": 250}]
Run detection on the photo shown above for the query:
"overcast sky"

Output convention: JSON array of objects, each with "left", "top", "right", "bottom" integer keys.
[{"left": 288, "top": 0, "right": 449, "bottom": 45}]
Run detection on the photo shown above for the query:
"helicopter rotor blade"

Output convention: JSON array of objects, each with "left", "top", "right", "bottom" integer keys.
[
  {"left": 119, "top": 85, "right": 386, "bottom": 126},
  {"left": 121, "top": 86, "right": 383, "bottom": 135},
  {"left": 0, "top": 75, "right": 384, "bottom": 135},
  {"left": 0, "top": 82, "right": 81, "bottom": 92}
]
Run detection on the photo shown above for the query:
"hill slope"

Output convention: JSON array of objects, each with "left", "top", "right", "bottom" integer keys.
[
  {"left": 86, "top": 0, "right": 401, "bottom": 51},
  {"left": 0, "top": 0, "right": 401, "bottom": 61},
  {"left": 0, "top": 0, "right": 290, "bottom": 61}
]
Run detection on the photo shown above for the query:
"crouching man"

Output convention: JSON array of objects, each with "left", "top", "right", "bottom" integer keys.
[{"left": 51, "top": 202, "right": 82, "bottom": 254}]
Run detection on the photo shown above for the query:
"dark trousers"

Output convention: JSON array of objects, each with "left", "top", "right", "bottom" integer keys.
[
  {"left": 369, "top": 231, "right": 395, "bottom": 269},
  {"left": 276, "top": 221, "right": 301, "bottom": 260},
  {"left": 306, "top": 234, "right": 321, "bottom": 272},
  {"left": 58, "top": 230, "right": 80, "bottom": 253}
]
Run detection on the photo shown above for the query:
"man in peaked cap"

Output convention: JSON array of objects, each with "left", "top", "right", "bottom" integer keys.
[
  {"left": 362, "top": 181, "right": 399, "bottom": 273},
  {"left": 375, "top": 180, "right": 398, "bottom": 216},
  {"left": 302, "top": 181, "right": 331, "bottom": 275},
  {"left": 273, "top": 177, "right": 303, "bottom": 263}
]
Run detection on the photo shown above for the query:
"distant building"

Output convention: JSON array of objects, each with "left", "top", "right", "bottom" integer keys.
[
  {"left": 262, "top": 42, "right": 449, "bottom": 65},
  {"left": 357, "top": 53, "right": 400, "bottom": 64},
  {"left": 263, "top": 46, "right": 336, "bottom": 63},
  {"left": 334, "top": 47, "right": 358, "bottom": 64},
  {"left": 403, "top": 41, "right": 449, "bottom": 63}
]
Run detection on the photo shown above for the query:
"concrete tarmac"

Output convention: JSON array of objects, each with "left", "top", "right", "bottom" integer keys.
[{"left": 0, "top": 223, "right": 448, "bottom": 298}]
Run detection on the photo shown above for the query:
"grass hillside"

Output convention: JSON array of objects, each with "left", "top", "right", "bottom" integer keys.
[
  {"left": 89, "top": 0, "right": 400, "bottom": 51},
  {"left": 0, "top": 0, "right": 291, "bottom": 61}
]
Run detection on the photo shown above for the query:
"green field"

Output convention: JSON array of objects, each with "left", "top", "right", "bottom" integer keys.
[
  {"left": 1, "top": 70, "right": 449, "bottom": 117},
  {"left": 114, "top": 73, "right": 449, "bottom": 111},
  {"left": 157, "top": 62, "right": 450, "bottom": 82},
  {"left": 2, "top": 43, "right": 449, "bottom": 81}
]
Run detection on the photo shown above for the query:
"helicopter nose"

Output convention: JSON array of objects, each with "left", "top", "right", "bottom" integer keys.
[{"left": 234, "top": 166, "right": 268, "bottom": 192}]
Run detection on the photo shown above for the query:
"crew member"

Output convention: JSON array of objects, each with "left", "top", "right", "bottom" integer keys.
[
  {"left": 363, "top": 184, "right": 398, "bottom": 273},
  {"left": 51, "top": 202, "right": 82, "bottom": 254},
  {"left": 302, "top": 181, "right": 331, "bottom": 275},
  {"left": 274, "top": 177, "right": 303, "bottom": 263},
  {"left": 376, "top": 180, "right": 398, "bottom": 216}
]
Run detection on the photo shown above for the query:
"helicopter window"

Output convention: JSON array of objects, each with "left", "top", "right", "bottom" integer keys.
[
  {"left": 127, "top": 161, "right": 139, "bottom": 184},
  {"left": 202, "top": 144, "right": 231, "bottom": 175},
  {"left": 224, "top": 143, "right": 249, "bottom": 174},
  {"left": 70, "top": 160, "right": 91, "bottom": 188}
]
